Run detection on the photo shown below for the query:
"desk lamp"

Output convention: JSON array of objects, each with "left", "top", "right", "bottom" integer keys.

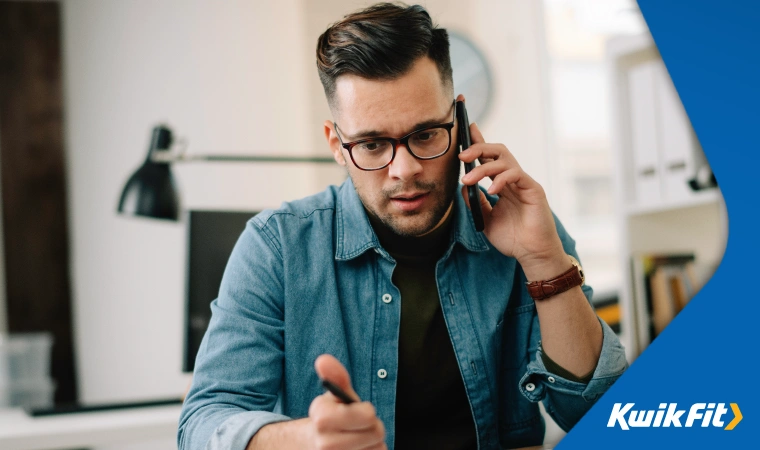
[{"left": 117, "top": 125, "right": 335, "bottom": 221}]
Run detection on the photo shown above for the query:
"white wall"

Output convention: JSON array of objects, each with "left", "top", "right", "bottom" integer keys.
[{"left": 62, "top": 0, "right": 554, "bottom": 408}]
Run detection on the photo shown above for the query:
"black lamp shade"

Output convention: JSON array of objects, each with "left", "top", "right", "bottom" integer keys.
[
  {"left": 117, "top": 161, "right": 179, "bottom": 220},
  {"left": 117, "top": 126, "right": 180, "bottom": 220}
]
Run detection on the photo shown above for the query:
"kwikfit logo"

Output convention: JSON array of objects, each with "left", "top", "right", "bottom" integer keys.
[{"left": 607, "top": 403, "right": 742, "bottom": 430}]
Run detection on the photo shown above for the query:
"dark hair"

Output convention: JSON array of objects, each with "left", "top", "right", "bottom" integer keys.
[{"left": 316, "top": 2, "right": 453, "bottom": 109}]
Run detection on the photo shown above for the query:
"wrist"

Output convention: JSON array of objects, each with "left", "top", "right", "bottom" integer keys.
[
  {"left": 519, "top": 249, "right": 570, "bottom": 282},
  {"left": 247, "top": 418, "right": 310, "bottom": 450}
]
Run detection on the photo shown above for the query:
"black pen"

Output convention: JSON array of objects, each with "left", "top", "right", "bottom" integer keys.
[{"left": 320, "top": 379, "right": 356, "bottom": 404}]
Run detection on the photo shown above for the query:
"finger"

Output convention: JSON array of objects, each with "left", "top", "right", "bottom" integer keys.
[
  {"left": 456, "top": 93, "right": 465, "bottom": 103},
  {"left": 488, "top": 167, "right": 540, "bottom": 194},
  {"left": 341, "top": 402, "right": 381, "bottom": 431},
  {"left": 314, "top": 354, "right": 360, "bottom": 402},
  {"left": 361, "top": 442, "right": 388, "bottom": 450},
  {"left": 310, "top": 396, "right": 379, "bottom": 432},
  {"left": 357, "top": 426, "right": 388, "bottom": 450},
  {"left": 469, "top": 123, "right": 494, "bottom": 165},
  {"left": 486, "top": 168, "right": 536, "bottom": 194},
  {"left": 461, "top": 159, "right": 512, "bottom": 185},
  {"left": 461, "top": 186, "right": 493, "bottom": 220},
  {"left": 469, "top": 121, "right": 485, "bottom": 145},
  {"left": 314, "top": 419, "right": 385, "bottom": 449},
  {"left": 477, "top": 187, "right": 493, "bottom": 215},
  {"left": 459, "top": 143, "right": 517, "bottom": 166}
]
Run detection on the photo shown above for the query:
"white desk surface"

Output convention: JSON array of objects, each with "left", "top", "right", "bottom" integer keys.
[
  {"left": 0, "top": 404, "right": 563, "bottom": 450},
  {"left": 0, "top": 404, "right": 182, "bottom": 450}
]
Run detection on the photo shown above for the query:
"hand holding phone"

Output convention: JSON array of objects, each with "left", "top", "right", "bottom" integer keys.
[{"left": 456, "top": 100, "right": 485, "bottom": 232}]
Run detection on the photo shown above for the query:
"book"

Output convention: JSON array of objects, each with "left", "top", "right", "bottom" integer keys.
[{"left": 631, "top": 253, "right": 698, "bottom": 343}]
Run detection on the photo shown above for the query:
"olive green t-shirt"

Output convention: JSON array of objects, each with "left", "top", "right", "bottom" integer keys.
[{"left": 369, "top": 209, "right": 477, "bottom": 450}]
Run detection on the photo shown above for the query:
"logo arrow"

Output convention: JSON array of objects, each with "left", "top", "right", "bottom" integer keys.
[{"left": 725, "top": 403, "right": 742, "bottom": 430}]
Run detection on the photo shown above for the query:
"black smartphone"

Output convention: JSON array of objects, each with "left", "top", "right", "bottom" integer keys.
[{"left": 456, "top": 100, "right": 485, "bottom": 232}]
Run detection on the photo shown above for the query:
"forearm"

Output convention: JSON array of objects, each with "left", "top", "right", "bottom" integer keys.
[
  {"left": 247, "top": 418, "right": 311, "bottom": 450},
  {"left": 521, "top": 254, "right": 602, "bottom": 377}
]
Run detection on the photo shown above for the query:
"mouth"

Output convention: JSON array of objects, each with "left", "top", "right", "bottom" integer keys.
[{"left": 390, "top": 192, "right": 429, "bottom": 212}]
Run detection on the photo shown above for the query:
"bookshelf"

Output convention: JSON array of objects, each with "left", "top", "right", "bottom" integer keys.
[{"left": 606, "top": 34, "right": 727, "bottom": 362}]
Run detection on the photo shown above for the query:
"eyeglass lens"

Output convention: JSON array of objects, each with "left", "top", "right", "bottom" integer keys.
[{"left": 352, "top": 127, "right": 450, "bottom": 170}]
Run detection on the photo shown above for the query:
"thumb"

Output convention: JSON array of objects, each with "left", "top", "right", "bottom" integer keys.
[
  {"left": 461, "top": 186, "right": 493, "bottom": 229},
  {"left": 315, "top": 354, "right": 360, "bottom": 402},
  {"left": 461, "top": 185, "right": 493, "bottom": 214}
]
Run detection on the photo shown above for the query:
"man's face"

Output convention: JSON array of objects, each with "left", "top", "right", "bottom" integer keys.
[{"left": 325, "top": 57, "right": 460, "bottom": 237}]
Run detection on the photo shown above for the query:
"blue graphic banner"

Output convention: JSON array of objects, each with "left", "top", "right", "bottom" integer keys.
[{"left": 559, "top": 1, "right": 759, "bottom": 448}]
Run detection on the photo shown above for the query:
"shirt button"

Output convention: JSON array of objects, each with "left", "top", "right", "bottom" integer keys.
[
  {"left": 525, "top": 382, "right": 536, "bottom": 392},
  {"left": 377, "top": 369, "right": 387, "bottom": 379},
  {"left": 548, "top": 376, "right": 556, "bottom": 383},
  {"left": 382, "top": 293, "right": 392, "bottom": 304}
]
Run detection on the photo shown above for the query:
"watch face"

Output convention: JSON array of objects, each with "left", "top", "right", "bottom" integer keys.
[{"left": 569, "top": 255, "right": 585, "bottom": 284}]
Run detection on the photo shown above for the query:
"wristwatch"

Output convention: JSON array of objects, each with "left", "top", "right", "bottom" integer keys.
[{"left": 526, "top": 254, "right": 585, "bottom": 301}]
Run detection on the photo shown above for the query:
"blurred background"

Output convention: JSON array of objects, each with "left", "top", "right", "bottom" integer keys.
[{"left": 0, "top": 0, "right": 726, "bottom": 449}]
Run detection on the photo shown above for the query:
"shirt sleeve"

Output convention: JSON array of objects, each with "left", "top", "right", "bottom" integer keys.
[
  {"left": 540, "top": 345, "right": 594, "bottom": 384},
  {"left": 178, "top": 216, "right": 292, "bottom": 450},
  {"left": 516, "top": 214, "right": 629, "bottom": 432}
]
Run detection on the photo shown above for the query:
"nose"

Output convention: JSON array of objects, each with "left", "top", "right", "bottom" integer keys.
[{"left": 387, "top": 144, "right": 423, "bottom": 181}]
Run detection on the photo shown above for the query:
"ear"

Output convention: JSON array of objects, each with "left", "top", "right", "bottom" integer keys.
[{"left": 324, "top": 120, "right": 347, "bottom": 166}]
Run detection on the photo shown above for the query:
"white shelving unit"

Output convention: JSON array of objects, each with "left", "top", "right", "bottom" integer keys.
[{"left": 607, "top": 34, "right": 727, "bottom": 362}]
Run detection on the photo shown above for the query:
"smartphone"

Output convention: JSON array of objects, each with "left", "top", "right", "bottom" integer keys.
[{"left": 456, "top": 101, "right": 485, "bottom": 232}]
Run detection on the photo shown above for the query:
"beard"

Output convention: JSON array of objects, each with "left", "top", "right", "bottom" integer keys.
[{"left": 352, "top": 154, "right": 461, "bottom": 237}]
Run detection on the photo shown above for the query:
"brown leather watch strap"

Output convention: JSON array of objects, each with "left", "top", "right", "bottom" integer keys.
[{"left": 526, "top": 265, "right": 583, "bottom": 301}]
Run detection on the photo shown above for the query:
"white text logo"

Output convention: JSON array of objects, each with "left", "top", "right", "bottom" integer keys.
[{"left": 607, "top": 403, "right": 742, "bottom": 430}]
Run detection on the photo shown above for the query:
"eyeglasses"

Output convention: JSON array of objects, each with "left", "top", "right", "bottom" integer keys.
[{"left": 334, "top": 101, "right": 456, "bottom": 171}]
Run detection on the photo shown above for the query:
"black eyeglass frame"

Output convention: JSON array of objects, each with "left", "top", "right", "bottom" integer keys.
[{"left": 334, "top": 101, "right": 457, "bottom": 171}]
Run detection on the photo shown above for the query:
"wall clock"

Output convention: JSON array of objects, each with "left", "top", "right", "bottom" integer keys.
[{"left": 449, "top": 31, "right": 494, "bottom": 125}]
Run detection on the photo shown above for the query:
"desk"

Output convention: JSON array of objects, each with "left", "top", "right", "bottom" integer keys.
[
  {"left": 0, "top": 405, "right": 561, "bottom": 450},
  {"left": 0, "top": 405, "right": 182, "bottom": 450}
]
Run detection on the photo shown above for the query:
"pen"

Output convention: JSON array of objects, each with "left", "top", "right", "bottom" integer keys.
[{"left": 320, "top": 379, "right": 356, "bottom": 404}]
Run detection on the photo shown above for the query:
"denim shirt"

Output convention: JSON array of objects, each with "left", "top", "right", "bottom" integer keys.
[{"left": 178, "top": 179, "right": 628, "bottom": 450}]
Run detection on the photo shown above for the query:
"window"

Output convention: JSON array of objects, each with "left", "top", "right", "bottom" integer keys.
[{"left": 542, "top": 0, "right": 647, "bottom": 292}]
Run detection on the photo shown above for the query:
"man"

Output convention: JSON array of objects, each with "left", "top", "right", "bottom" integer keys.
[{"left": 178, "top": 3, "right": 627, "bottom": 450}]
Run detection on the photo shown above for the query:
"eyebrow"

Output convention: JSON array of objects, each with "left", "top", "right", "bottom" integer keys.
[{"left": 343, "top": 108, "right": 453, "bottom": 141}]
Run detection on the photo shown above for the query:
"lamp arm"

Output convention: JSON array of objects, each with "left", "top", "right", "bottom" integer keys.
[{"left": 150, "top": 150, "right": 335, "bottom": 164}]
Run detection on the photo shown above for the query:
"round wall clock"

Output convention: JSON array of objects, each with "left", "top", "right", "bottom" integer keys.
[{"left": 448, "top": 31, "right": 494, "bottom": 125}]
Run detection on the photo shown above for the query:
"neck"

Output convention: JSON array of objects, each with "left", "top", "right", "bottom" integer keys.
[{"left": 367, "top": 202, "right": 455, "bottom": 258}]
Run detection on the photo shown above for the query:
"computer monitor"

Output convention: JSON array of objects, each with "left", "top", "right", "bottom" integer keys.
[{"left": 183, "top": 209, "right": 259, "bottom": 372}]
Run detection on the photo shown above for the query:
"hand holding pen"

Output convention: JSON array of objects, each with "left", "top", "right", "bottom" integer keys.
[{"left": 310, "top": 354, "right": 387, "bottom": 450}]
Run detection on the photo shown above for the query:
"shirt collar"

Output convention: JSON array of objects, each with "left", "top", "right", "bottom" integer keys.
[
  {"left": 334, "top": 178, "right": 490, "bottom": 261},
  {"left": 451, "top": 185, "right": 492, "bottom": 252},
  {"left": 334, "top": 178, "right": 380, "bottom": 261}
]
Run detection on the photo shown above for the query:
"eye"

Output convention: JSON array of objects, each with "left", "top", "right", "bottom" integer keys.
[
  {"left": 412, "top": 129, "right": 440, "bottom": 143},
  {"left": 356, "top": 140, "right": 388, "bottom": 152}
]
